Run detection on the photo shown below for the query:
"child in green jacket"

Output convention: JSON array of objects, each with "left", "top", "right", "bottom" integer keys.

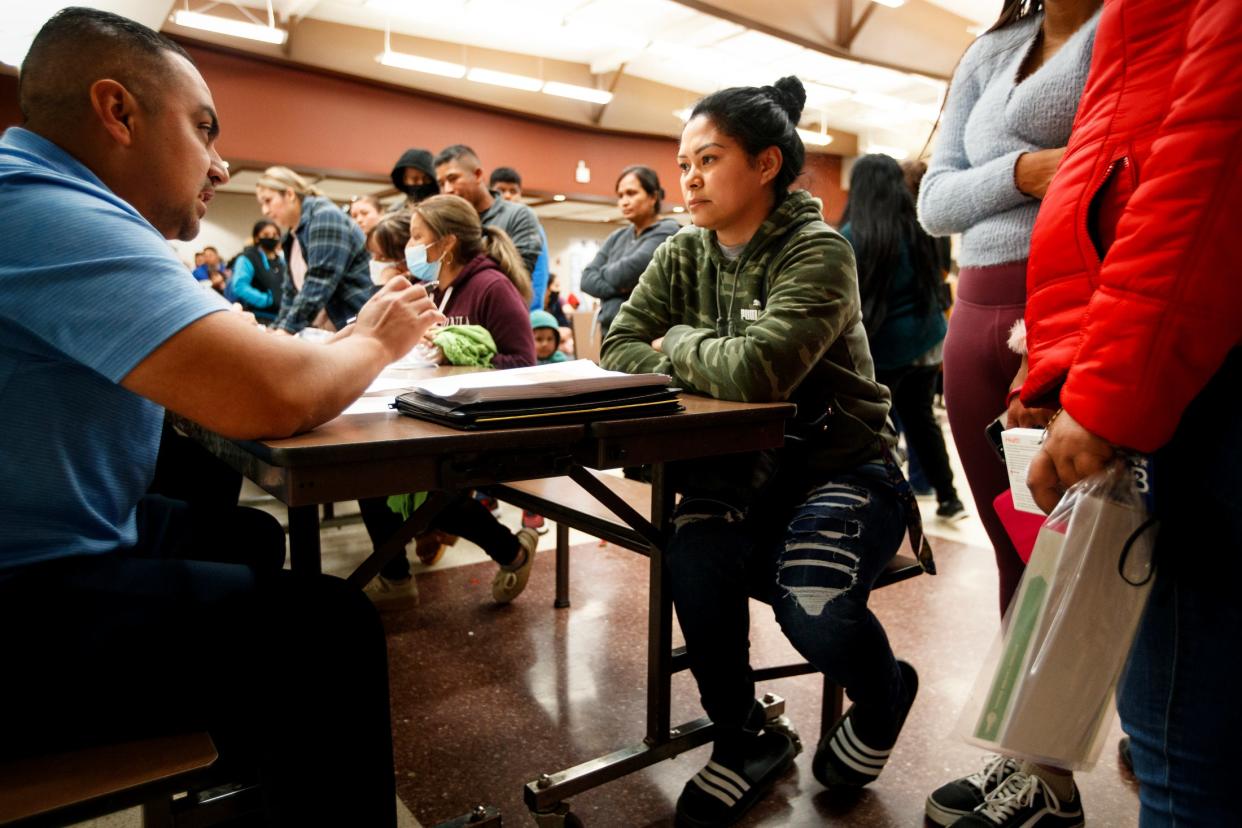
[{"left": 602, "top": 75, "right": 927, "bottom": 828}]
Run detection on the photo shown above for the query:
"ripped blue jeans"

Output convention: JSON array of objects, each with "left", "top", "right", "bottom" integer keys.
[{"left": 665, "top": 461, "right": 908, "bottom": 732}]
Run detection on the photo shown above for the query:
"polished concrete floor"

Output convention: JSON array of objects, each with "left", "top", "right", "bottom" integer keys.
[
  {"left": 376, "top": 530, "right": 1139, "bottom": 827},
  {"left": 75, "top": 411, "right": 1141, "bottom": 827}
]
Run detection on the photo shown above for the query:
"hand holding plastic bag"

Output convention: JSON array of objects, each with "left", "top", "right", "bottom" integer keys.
[{"left": 957, "top": 461, "right": 1156, "bottom": 771}]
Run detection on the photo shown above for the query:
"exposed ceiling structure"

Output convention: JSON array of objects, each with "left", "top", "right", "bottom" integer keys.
[{"left": 1, "top": 1, "right": 999, "bottom": 160}]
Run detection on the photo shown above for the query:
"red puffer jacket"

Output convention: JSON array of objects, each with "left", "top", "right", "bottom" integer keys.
[{"left": 1022, "top": 0, "right": 1242, "bottom": 452}]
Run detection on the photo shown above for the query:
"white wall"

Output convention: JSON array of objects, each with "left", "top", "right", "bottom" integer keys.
[
  {"left": 169, "top": 192, "right": 267, "bottom": 267},
  {"left": 542, "top": 218, "right": 619, "bottom": 307}
]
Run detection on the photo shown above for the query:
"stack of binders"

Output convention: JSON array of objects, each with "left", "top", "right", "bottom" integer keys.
[{"left": 395, "top": 361, "right": 682, "bottom": 430}]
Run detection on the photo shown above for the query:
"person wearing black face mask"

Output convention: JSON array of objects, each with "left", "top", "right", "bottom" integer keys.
[
  {"left": 390, "top": 147, "right": 439, "bottom": 208},
  {"left": 228, "top": 218, "right": 286, "bottom": 322}
]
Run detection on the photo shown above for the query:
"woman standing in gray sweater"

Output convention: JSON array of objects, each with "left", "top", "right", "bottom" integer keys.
[
  {"left": 919, "top": 2, "right": 1102, "bottom": 827},
  {"left": 581, "top": 165, "right": 679, "bottom": 336}
]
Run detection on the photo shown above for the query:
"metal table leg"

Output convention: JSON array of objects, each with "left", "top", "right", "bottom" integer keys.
[{"left": 287, "top": 505, "right": 322, "bottom": 575}]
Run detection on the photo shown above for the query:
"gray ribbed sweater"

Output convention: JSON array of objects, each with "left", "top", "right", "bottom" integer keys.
[{"left": 918, "top": 11, "right": 1100, "bottom": 267}]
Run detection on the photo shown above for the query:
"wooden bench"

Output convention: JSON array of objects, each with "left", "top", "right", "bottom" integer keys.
[
  {"left": 0, "top": 733, "right": 218, "bottom": 828},
  {"left": 488, "top": 470, "right": 925, "bottom": 732}
]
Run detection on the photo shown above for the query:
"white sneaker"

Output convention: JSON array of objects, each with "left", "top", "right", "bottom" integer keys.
[
  {"left": 491, "top": 528, "right": 538, "bottom": 604},
  {"left": 363, "top": 574, "right": 419, "bottom": 611}
]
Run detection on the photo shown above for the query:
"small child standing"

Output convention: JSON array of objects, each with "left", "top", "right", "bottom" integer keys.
[{"left": 531, "top": 310, "right": 569, "bottom": 364}]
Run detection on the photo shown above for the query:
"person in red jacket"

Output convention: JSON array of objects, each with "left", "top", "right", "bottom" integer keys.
[{"left": 1023, "top": 0, "right": 1242, "bottom": 824}]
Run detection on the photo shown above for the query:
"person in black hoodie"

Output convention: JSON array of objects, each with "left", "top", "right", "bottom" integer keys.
[{"left": 390, "top": 147, "right": 439, "bottom": 210}]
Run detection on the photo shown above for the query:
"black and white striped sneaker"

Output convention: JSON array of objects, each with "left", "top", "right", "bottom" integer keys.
[
  {"left": 925, "top": 755, "right": 1022, "bottom": 826},
  {"left": 812, "top": 660, "right": 918, "bottom": 788},
  {"left": 674, "top": 729, "right": 796, "bottom": 827}
]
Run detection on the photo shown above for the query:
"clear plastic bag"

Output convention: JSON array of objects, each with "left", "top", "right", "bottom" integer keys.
[{"left": 956, "top": 461, "right": 1157, "bottom": 770}]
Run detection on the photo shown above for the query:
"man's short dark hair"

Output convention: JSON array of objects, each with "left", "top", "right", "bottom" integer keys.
[
  {"left": 489, "top": 167, "right": 522, "bottom": 188},
  {"left": 434, "top": 144, "right": 481, "bottom": 170},
  {"left": 19, "top": 7, "right": 192, "bottom": 130},
  {"left": 203, "top": 246, "right": 218, "bottom": 254}
]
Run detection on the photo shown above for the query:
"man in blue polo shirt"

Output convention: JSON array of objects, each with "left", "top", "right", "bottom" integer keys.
[{"left": 0, "top": 8, "right": 441, "bottom": 826}]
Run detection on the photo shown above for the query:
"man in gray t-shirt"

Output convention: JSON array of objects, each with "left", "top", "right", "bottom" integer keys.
[{"left": 434, "top": 144, "right": 544, "bottom": 276}]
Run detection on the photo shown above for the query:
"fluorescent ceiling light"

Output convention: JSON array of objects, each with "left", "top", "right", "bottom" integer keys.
[
  {"left": 672, "top": 108, "right": 692, "bottom": 122},
  {"left": 672, "top": 206, "right": 685, "bottom": 213},
  {"left": 542, "top": 81, "right": 612, "bottom": 105},
  {"left": 553, "top": 194, "right": 567, "bottom": 202},
  {"left": 172, "top": 10, "right": 287, "bottom": 45},
  {"left": 466, "top": 67, "right": 543, "bottom": 92},
  {"left": 863, "top": 143, "right": 910, "bottom": 160},
  {"left": 871, "top": 0, "right": 907, "bottom": 7},
  {"left": 797, "top": 128, "right": 834, "bottom": 147},
  {"left": 377, "top": 50, "right": 467, "bottom": 79}
]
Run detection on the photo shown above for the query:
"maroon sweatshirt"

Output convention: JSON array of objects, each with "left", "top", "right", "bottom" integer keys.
[{"left": 433, "top": 253, "right": 536, "bottom": 370}]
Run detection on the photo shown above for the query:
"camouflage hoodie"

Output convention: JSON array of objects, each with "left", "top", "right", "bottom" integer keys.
[{"left": 601, "top": 189, "right": 894, "bottom": 476}]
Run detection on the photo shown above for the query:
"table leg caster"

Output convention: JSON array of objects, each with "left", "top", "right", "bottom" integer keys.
[{"left": 530, "top": 802, "right": 584, "bottom": 827}]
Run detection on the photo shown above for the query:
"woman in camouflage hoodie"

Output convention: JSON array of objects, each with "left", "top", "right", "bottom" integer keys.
[{"left": 602, "top": 77, "right": 924, "bottom": 828}]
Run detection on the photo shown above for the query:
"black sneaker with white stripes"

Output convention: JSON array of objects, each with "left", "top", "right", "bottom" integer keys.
[
  {"left": 811, "top": 660, "right": 918, "bottom": 789},
  {"left": 674, "top": 729, "right": 797, "bottom": 828},
  {"left": 951, "top": 770, "right": 1084, "bottom": 827},
  {"left": 925, "top": 755, "right": 1021, "bottom": 826}
]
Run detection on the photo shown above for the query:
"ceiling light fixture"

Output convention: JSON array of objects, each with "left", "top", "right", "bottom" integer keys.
[
  {"left": 553, "top": 194, "right": 567, "bottom": 202},
  {"left": 377, "top": 50, "right": 467, "bottom": 78},
  {"left": 871, "top": 0, "right": 907, "bottom": 8},
  {"left": 172, "top": 9, "right": 287, "bottom": 44},
  {"left": 542, "top": 81, "right": 613, "bottom": 105},
  {"left": 797, "top": 128, "right": 834, "bottom": 147},
  {"left": 466, "top": 67, "right": 544, "bottom": 92}
]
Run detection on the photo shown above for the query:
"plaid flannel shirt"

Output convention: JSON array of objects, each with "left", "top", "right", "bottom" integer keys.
[{"left": 274, "top": 195, "right": 375, "bottom": 332}]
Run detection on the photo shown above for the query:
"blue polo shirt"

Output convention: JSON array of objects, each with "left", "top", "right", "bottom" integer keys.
[{"left": 0, "top": 127, "right": 228, "bottom": 570}]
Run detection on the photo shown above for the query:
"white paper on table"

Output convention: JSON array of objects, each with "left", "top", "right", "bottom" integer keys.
[
  {"left": 341, "top": 395, "right": 398, "bottom": 415},
  {"left": 412, "top": 360, "right": 669, "bottom": 404}
]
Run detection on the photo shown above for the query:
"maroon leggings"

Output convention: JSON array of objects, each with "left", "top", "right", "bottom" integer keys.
[{"left": 942, "top": 261, "right": 1026, "bottom": 615}]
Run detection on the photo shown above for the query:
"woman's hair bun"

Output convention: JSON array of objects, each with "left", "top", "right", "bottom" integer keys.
[{"left": 767, "top": 76, "right": 806, "bottom": 123}]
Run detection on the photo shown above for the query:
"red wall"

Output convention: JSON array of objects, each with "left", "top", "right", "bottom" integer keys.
[
  {"left": 0, "top": 47, "right": 844, "bottom": 219},
  {"left": 185, "top": 46, "right": 685, "bottom": 202}
]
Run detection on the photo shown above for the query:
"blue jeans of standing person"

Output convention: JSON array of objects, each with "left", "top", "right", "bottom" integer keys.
[
  {"left": 1118, "top": 349, "right": 1242, "bottom": 827},
  {"left": 665, "top": 458, "right": 908, "bottom": 733}
]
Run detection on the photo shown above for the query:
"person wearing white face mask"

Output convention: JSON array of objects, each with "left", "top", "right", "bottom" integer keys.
[{"left": 365, "top": 210, "right": 413, "bottom": 286}]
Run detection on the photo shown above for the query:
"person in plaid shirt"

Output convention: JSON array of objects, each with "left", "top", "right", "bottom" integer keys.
[{"left": 256, "top": 166, "right": 376, "bottom": 333}]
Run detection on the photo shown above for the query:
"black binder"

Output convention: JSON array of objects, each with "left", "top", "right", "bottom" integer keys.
[{"left": 395, "top": 386, "right": 683, "bottom": 430}]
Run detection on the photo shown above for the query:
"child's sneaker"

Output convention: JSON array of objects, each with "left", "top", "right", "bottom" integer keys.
[
  {"left": 812, "top": 660, "right": 917, "bottom": 788},
  {"left": 522, "top": 510, "right": 548, "bottom": 535},
  {"left": 925, "top": 755, "right": 1021, "bottom": 826},
  {"left": 362, "top": 574, "right": 419, "bottom": 611},
  {"left": 492, "top": 528, "right": 538, "bottom": 604},
  {"left": 415, "top": 531, "right": 457, "bottom": 567},
  {"left": 675, "top": 727, "right": 796, "bottom": 827},
  {"left": 952, "top": 771, "right": 1084, "bottom": 827}
]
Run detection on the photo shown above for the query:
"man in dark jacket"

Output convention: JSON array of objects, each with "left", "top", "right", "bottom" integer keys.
[{"left": 390, "top": 147, "right": 438, "bottom": 209}]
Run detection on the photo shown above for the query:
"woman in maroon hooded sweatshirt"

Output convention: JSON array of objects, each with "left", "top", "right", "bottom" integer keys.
[
  {"left": 408, "top": 194, "right": 535, "bottom": 369},
  {"left": 359, "top": 194, "right": 540, "bottom": 611}
]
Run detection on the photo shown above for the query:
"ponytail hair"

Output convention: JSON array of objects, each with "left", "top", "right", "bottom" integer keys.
[
  {"left": 256, "top": 165, "right": 324, "bottom": 199},
  {"left": 412, "top": 194, "right": 532, "bottom": 303},
  {"left": 480, "top": 225, "right": 532, "bottom": 303}
]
